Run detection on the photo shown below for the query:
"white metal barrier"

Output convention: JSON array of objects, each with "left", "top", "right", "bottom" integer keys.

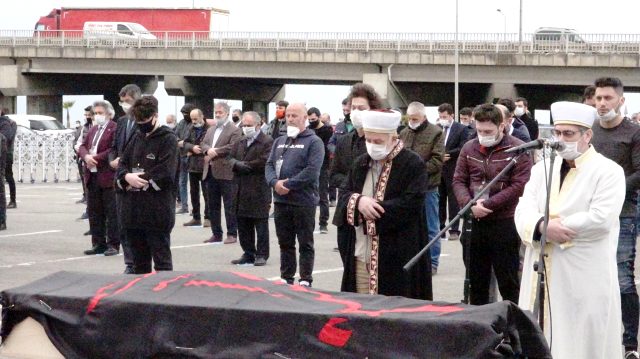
[{"left": 14, "top": 133, "right": 79, "bottom": 183}]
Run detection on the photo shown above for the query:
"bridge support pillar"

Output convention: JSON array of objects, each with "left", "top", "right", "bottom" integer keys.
[
  {"left": 0, "top": 96, "right": 16, "bottom": 114},
  {"left": 486, "top": 83, "right": 518, "bottom": 103},
  {"left": 27, "top": 95, "right": 63, "bottom": 122},
  {"left": 363, "top": 73, "right": 406, "bottom": 109}
]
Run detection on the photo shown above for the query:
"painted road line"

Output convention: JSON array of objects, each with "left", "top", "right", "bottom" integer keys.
[{"left": 0, "top": 230, "right": 63, "bottom": 239}]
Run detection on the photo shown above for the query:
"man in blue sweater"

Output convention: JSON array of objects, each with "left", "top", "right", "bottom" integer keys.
[{"left": 265, "top": 103, "right": 325, "bottom": 287}]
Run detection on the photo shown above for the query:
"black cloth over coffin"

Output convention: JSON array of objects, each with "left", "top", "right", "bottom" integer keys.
[{"left": 1, "top": 271, "right": 550, "bottom": 358}]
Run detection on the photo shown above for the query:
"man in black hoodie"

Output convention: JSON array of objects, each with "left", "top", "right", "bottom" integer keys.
[
  {"left": 307, "top": 106, "right": 334, "bottom": 233},
  {"left": 265, "top": 103, "right": 324, "bottom": 287},
  {"left": 175, "top": 103, "right": 196, "bottom": 215},
  {"left": 116, "top": 96, "right": 178, "bottom": 274}
]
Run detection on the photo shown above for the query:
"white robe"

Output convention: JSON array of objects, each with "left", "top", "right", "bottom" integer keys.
[{"left": 515, "top": 146, "right": 625, "bottom": 359}]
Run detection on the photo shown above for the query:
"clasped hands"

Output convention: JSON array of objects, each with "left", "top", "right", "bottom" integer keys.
[{"left": 357, "top": 195, "right": 385, "bottom": 221}]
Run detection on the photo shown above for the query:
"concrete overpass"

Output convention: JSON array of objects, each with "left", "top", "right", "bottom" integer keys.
[{"left": 1, "top": 30, "right": 639, "bottom": 118}]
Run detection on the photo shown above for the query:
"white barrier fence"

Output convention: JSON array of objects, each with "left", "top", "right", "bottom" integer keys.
[{"left": 14, "top": 133, "right": 79, "bottom": 183}]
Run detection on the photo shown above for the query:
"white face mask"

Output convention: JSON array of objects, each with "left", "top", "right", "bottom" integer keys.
[
  {"left": 556, "top": 141, "right": 582, "bottom": 160},
  {"left": 94, "top": 114, "right": 106, "bottom": 126},
  {"left": 120, "top": 103, "right": 132, "bottom": 112},
  {"left": 243, "top": 126, "right": 256, "bottom": 137},
  {"left": 438, "top": 119, "right": 451, "bottom": 128},
  {"left": 597, "top": 108, "right": 618, "bottom": 122},
  {"left": 478, "top": 134, "right": 500, "bottom": 147},
  {"left": 514, "top": 107, "right": 525, "bottom": 117},
  {"left": 287, "top": 125, "right": 300, "bottom": 138},
  {"left": 166, "top": 123, "right": 176, "bottom": 129},
  {"left": 408, "top": 121, "right": 421, "bottom": 130},
  {"left": 351, "top": 110, "right": 364, "bottom": 129},
  {"left": 366, "top": 141, "right": 391, "bottom": 161},
  {"left": 193, "top": 122, "right": 203, "bottom": 128}
]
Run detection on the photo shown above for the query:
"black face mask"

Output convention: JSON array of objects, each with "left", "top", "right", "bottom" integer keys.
[
  {"left": 232, "top": 116, "right": 240, "bottom": 123},
  {"left": 85, "top": 117, "right": 93, "bottom": 124},
  {"left": 138, "top": 120, "right": 155, "bottom": 134},
  {"left": 182, "top": 114, "right": 191, "bottom": 122},
  {"left": 344, "top": 113, "right": 351, "bottom": 122},
  {"left": 309, "top": 119, "right": 319, "bottom": 127}
]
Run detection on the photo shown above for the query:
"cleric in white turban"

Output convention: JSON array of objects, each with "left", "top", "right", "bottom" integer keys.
[
  {"left": 335, "top": 109, "right": 432, "bottom": 299},
  {"left": 515, "top": 101, "right": 625, "bottom": 358}
]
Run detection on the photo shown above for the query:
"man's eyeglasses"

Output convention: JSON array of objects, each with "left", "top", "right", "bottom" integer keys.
[{"left": 553, "top": 129, "right": 584, "bottom": 138}]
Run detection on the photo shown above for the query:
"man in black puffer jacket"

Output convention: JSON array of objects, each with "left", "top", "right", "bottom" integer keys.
[{"left": 116, "top": 96, "right": 178, "bottom": 274}]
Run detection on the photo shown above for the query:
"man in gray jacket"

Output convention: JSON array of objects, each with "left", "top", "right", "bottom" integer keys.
[{"left": 265, "top": 103, "right": 324, "bottom": 287}]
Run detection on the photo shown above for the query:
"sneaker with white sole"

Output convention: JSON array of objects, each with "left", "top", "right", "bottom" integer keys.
[
  {"left": 625, "top": 351, "right": 640, "bottom": 359},
  {"left": 299, "top": 280, "right": 312, "bottom": 287}
]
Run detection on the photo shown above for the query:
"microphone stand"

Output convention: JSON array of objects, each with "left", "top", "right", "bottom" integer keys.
[
  {"left": 532, "top": 144, "right": 556, "bottom": 330},
  {"left": 404, "top": 150, "right": 527, "bottom": 272}
]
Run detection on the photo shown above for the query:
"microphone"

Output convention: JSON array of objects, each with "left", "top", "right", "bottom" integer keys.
[{"left": 505, "top": 139, "right": 565, "bottom": 153}]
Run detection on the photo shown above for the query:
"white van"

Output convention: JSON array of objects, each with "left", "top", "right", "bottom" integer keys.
[
  {"left": 83, "top": 22, "right": 157, "bottom": 40},
  {"left": 6, "top": 114, "right": 74, "bottom": 136}
]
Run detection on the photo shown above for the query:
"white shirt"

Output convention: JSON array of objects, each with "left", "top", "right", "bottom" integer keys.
[{"left": 212, "top": 119, "right": 230, "bottom": 148}]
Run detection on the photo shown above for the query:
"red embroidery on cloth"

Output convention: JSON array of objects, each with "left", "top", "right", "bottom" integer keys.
[
  {"left": 367, "top": 141, "right": 404, "bottom": 295},
  {"left": 318, "top": 317, "right": 352, "bottom": 347},
  {"left": 86, "top": 272, "right": 157, "bottom": 313},
  {"left": 346, "top": 193, "right": 361, "bottom": 226}
]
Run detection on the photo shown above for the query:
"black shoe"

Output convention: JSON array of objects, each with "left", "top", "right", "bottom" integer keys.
[
  {"left": 83, "top": 230, "right": 91, "bottom": 236},
  {"left": 84, "top": 246, "right": 106, "bottom": 255},
  {"left": 254, "top": 257, "right": 267, "bottom": 266},
  {"left": 204, "top": 234, "right": 223, "bottom": 243},
  {"left": 76, "top": 197, "right": 86, "bottom": 204},
  {"left": 319, "top": 225, "right": 328, "bottom": 234},
  {"left": 0, "top": 222, "right": 6, "bottom": 230},
  {"left": 123, "top": 266, "right": 135, "bottom": 274},
  {"left": 231, "top": 256, "right": 254, "bottom": 265},
  {"left": 78, "top": 212, "right": 88, "bottom": 220},
  {"left": 103, "top": 247, "right": 119, "bottom": 256},
  {"left": 7, "top": 202, "right": 16, "bottom": 209},
  {"left": 183, "top": 218, "right": 202, "bottom": 226},
  {"left": 329, "top": 200, "right": 337, "bottom": 207}
]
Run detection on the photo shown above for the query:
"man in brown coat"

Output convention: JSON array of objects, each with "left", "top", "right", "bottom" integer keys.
[
  {"left": 201, "top": 102, "right": 243, "bottom": 244},
  {"left": 228, "top": 111, "right": 274, "bottom": 266},
  {"left": 399, "top": 101, "right": 444, "bottom": 273}
]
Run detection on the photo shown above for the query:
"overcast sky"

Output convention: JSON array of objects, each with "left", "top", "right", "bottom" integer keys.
[{"left": 3, "top": 0, "right": 639, "bottom": 124}]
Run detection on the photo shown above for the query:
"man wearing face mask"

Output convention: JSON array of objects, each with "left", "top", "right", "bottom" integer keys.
[
  {"left": 497, "top": 98, "right": 531, "bottom": 143},
  {"left": 110, "top": 84, "right": 142, "bottom": 273},
  {"left": 265, "top": 103, "right": 324, "bottom": 287},
  {"left": 79, "top": 100, "right": 119, "bottom": 257},
  {"left": 74, "top": 106, "right": 94, "bottom": 207},
  {"left": 331, "top": 84, "right": 381, "bottom": 265},
  {"left": 399, "top": 102, "right": 444, "bottom": 274},
  {"left": 165, "top": 114, "right": 177, "bottom": 130},
  {"left": 437, "top": 103, "right": 469, "bottom": 241},
  {"left": 459, "top": 107, "right": 475, "bottom": 130},
  {"left": 514, "top": 97, "right": 539, "bottom": 140},
  {"left": 452, "top": 103, "right": 532, "bottom": 305},
  {"left": 231, "top": 109, "right": 242, "bottom": 127},
  {"left": 266, "top": 100, "right": 289, "bottom": 139},
  {"left": 174, "top": 103, "right": 197, "bottom": 215},
  {"left": 182, "top": 109, "right": 211, "bottom": 228},
  {"left": 201, "top": 102, "right": 243, "bottom": 244},
  {"left": 515, "top": 101, "right": 625, "bottom": 359},
  {"left": 590, "top": 77, "right": 640, "bottom": 359},
  {"left": 228, "top": 111, "right": 274, "bottom": 266},
  {"left": 116, "top": 96, "right": 178, "bottom": 274},
  {"left": 336, "top": 109, "right": 432, "bottom": 299},
  {"left": 327, "top": 98, "right": 352, "bottom": 207},
  {"left": 307, "top": 107, "right": 334, "bottom": 234}
]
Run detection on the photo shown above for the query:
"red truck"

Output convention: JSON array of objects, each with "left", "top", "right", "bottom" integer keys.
[{"left": 35, "top": 7, "right": 229, "bottom": 33}]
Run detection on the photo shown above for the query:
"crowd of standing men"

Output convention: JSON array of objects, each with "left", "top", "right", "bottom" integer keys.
[{"left": 70, "top": 77, "right": 640, "bottom": 358}]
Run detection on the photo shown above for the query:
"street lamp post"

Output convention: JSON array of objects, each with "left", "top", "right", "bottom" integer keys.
[{"left": 496, "top": 9, "right": 506, "bottom": 40}]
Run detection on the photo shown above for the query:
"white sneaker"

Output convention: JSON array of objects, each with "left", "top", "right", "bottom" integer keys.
[
  {"left": 625, "top": 351, "right": 640, "bottom": 359},
  {"left": 299, "top": 280, "right": 311, "bottom": 287}
]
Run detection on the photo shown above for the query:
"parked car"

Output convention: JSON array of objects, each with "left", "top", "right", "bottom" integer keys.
[{"left": 7, "top": 114, "right": 74, "bottom": 136}]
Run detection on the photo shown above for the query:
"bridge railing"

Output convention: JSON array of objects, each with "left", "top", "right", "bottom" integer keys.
[{"left": 0, "top": 30, "right": 639, "bottom": 54}]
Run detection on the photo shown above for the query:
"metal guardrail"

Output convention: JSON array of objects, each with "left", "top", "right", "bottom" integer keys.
[
  {"left": 0, "top": 30, "right": 639, "bottom": 54},
  {"left": 14, "top": 133, "right": 79, "bottom": 183}
]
